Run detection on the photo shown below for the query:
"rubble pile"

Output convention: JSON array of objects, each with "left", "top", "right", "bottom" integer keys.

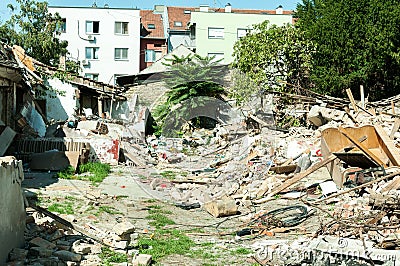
[{"left": 7, "top": 206, "right": 147, "bottom": 266}]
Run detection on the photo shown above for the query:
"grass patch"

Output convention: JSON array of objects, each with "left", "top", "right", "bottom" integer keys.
[
  {"left": 48, "top": 202, "right": 74, "bottom": 214},
  {"left": 159, "top": 170, "right": 177, "bottom": 180},
  {"left": 99, "top": 247, "right": 127, "bottom": 265},
  {"left": 57, "top": 163, "right": 111, "bottom": 185},
  {"left": 143, "top": 199, "right": 157, "bottom": 203},
  {"left": 56, "top": 166, "right": 75, "bottom": 179},
  {"left": 148, "top": 205, "right": 173, "bottom": 215},
  {"left": 138, "top": 229, "right": 195, "bottom": 261},
  {"left": 96, "top": 205, "right": 122, "bottom": 216},
  {"left": 146, "top": 213, "right": 175, "bottom": 228},
  {"left": 230, "top": 247, "right": 252, "bottom": 255}
]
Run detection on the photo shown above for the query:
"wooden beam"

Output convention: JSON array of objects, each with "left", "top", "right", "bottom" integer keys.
[
  {"left": 374, "top": 125, "right": 400, "bottom": 166},
  {"left": 346, "top": 88, "right": 359, "bottom": 112},
  {"left": 257, "top": 154, "right": 337, "bottom": 199},
  {"left": 390, "top": 118, "right": 400, "bottom": 140},
  {"left": 338, "top": 126, "right": 385, "bottom": 167}
]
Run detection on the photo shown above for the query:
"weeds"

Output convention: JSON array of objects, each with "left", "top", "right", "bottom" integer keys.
[
  {"left": 138, "top": 229, "right": 195, "bottom": 261},
  {"left": 57, "top": 162, "right": 111, "bottom": 185},
  {"left": 48, "top": 202, "right": 74, "bottom": 214},
  {"left": 99, "top": 247, "right": 127, "bottom": 265},
  {"left": 146, "top": 213, "right": 175, "bottom": 227},
  {"left": 95, "top": 205, "right": 122, "bottom": 216}
]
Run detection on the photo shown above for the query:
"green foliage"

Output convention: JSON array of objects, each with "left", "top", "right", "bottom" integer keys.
[
  {"left": 138, "top": 229, "right": 195, "bottom": 261},
  {"left": 57, "top": 162, "right": 110, "bottom": 185},
  {"left": 296, "top": 0, "right": 400, "bottom": 99},
  {"left": 0, "top": 0, "right": 68, "bottom": 66},
  {"left": 79, "top": 162, "right": 111, "bottom": 184},
  {"left": 96, "top": 206, "right": 122, "bottom": 216},
  {"left": 146, "top": 213, "right": 175, "bottom": 228},
  {"left": 47, "top": 202, "right": 74, "bottom": 214},
  {"left": 56, "top": 165, "right": 75, "bottom": 179},
  {"left": 232, "top": 21, "right": 314, "bottom": 100},
  {"left": 154, "top": 54, "right": 226, "bottom": 136},
  {"left": 99, "top": 247, "right": 127, "bottom": 265}
]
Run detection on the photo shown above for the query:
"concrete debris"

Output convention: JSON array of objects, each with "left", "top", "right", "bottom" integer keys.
[{"left": 132, "top": 254, "right": 152, "bottom": 266}]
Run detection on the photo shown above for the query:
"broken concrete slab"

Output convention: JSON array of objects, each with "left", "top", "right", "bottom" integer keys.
[
  {"left": 30, "top": 151, "right": 71, "bottom": 171},
  {"left": 0, "top": 126, "right": 16, "bottom": 156},
  {"left": 53, "top": 250, "right": 82, "bottom": 262},
  {"left": 203, "top": 196, "right": 238, "bottom": 218}
]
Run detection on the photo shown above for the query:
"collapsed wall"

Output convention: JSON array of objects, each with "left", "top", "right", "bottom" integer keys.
[{"left": 0, "top": 156, "right": 25, "bottom": 263}]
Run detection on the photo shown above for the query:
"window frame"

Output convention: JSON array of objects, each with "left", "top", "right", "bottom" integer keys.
[
  {"left": 145, "top": 49, "right": 156, "bottom": 63},
  {"left": 85, "top": 20, "right": 100, "bottom": 34},
  {"left": 174, "top": 21, "right": 183, "bottom": 27},
  {"left": 84, "top": 73, "right": 99, "bottom": 81},
  {"left": 147, "top": 24, "right": 156, "bottom": 29},
  {"left": 85, "top": 47, "right": 99, "bottom": 60},
  {"left": 114, "top": 48, "right": 129, "bottom": 61},
  {"left": 208, "top": 27, "right": 224, "bottom": 39},
  {"left": 115, "top": 21, "right": 129, "bottom": 35},
  {"left": 237, "top": 28, "right": 249, "bottom": 39}
]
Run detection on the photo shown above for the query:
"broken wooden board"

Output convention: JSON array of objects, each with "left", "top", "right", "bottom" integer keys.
[
  {"left": 258, "top": 154, "right": 337, "bottom": 199},
  {"left": 380, "top": 176, "right": 400, "bottom": 193},
  {"left": 0, "top": 126, "right": 16, "bottom": 156},
  {"left": 390, "top": 118, "right": 400, "bottom": 140},
  {"left": 338, "top": 126, "right": 385, "bottom": 167},
  {"left": 203, "top": 196, "right": 237, "bottom": 217},
  {"left": 374, "top": 124, "right": 400, "bottom": 166}
]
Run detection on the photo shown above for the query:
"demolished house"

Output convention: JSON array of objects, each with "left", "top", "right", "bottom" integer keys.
[{"left": 3, "top": 39, "right": 400, "bottom": 265}]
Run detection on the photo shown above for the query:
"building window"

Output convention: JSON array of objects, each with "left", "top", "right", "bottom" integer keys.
[
  {"left": 85, "top": 47, "right": 99, "bottom": 59},
  {"left": 147, "top": 24, "right": 155, "bottom": 29},
  {"left": 208, "top": 27, "right": 224, "bottom": 39},
  {"left": 145, "top": 50, "right": 156, "bottom": 62},
  {"left": 84, "top": 73, "right": 99, "bottom": 81},
  {"left": 114, "top": 74, "right": 126, "bottom": 85},
  {"left": 208, "top": 53, "right": 224, "bottom": 63},
  {"left": 115, "top": 48, "right": 128, "bottom": 60},
  {"left": 115, "top": 22, "right": 129, "bottom": 34},
  {"left": 174, "top": 21, "right": 182, "bottom": 27},
  {"left": 57, "top": 18, "right": 66, "bottom": 33},
  {"left": 237, "top": 28, "right": 249, "bottom": 39},
  {"left": 86, "top": 21, "right": 99, "bottom": 34}
]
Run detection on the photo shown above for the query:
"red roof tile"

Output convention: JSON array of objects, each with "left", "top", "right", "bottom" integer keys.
[{"left": 140, "top": 10, "right": 165, "bottom": 38}]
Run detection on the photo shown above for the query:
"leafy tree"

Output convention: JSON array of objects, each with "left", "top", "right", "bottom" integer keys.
[
  {"left": 0, "top": 0, "right": 68, "bottom": 66},
  {"left": 232, "top": 21, "right": 314, "bottom": 99},
  {"left": 296, "top": 0, "right": 400, "bottom": 99},
  {"left": 153, "top": 54, "right": 226, "bottom": 136}
]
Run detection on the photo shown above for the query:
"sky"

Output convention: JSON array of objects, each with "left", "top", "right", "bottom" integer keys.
[{"left": 0, "top": 0, "right": 300, "bottom": 21}]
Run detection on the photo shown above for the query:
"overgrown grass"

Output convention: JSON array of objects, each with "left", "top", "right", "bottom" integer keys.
[
  {"left": 230, "top": 247, "right": 252, "bottom": 255},
  {"left": 148, "top": 205, "right": 173, "bottom": 215},
  {"left": 146, "top": 213, "right": 175, "bottom": 227},
  {"left": 99, "top": 247, "right": 127, "bottom": 265},
  {"left": 138, "top": 229, "right": 195, "bottom": 261},
  {"left": 56, "top": 162, "right": 111, "bottom": 185},
  {"left": 47, "top": 202, "right": 74, "bottom": 214},
  {"left": 95, "top": 205, "right": 122, "bottom": 216}
]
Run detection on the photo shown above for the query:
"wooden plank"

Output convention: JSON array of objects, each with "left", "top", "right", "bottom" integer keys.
[
  {"left": 338, "top": 126, "right": 385, "bottom": 167},
  {"left": 257, "top": 154, "right": 337, "bottom": 199},
  {"left": 380, "top": 176, "right": 400, "bottom": 193},
  {"left": 389, "top": 118, "right": 400, "bottom": 140},
  {"left": 374, "top": 124, "right": 400, "bottom": 166},
  {"left": 346, "top": 88, "right": 359, "bottom": 112}
]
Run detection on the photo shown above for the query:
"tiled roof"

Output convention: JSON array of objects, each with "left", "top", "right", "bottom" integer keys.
[
  {"left": 167, "top": 6, "right": 195, "bottom": 31},
  {"left": 140, "top": 10, "right": 165, "bottom": 38}
]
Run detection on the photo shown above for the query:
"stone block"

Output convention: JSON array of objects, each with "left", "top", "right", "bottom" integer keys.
[
  {"left": 30, "top": 247, "right": 53, "bottom": 257},
  {"left": 112, "top": 222, "right": 135, "bottom": 236},
  {"left": 132, "top": 254, "right": 152, "bottom": 266},
  {"left": 53, "top": 251, "right": 82, "bottom": 262},
  {"left": 30, "top": 237, "right": 56, "bottom": 250}
]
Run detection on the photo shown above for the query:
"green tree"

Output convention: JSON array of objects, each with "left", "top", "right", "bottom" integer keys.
[
  {"left": 0, "top": 0, "right": 68, "bottom": 66},
  {"left": 296, "top": 0, "right": 400, "bottom": 99},
  {"left": 153, "top": 54, "right": 226, "bottom": 136},
  {"left": 232, "top": 21, "right": 314, "bottom": 99}
]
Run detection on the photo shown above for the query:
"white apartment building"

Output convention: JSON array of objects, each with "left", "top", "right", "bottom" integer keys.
[{"left": 49, "top": 5, "right": 140, "bottom": 85}]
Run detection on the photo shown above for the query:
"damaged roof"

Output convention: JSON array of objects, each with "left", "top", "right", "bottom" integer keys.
[{"left": 140, "top": 10, "right": 165, "bottom": 39}]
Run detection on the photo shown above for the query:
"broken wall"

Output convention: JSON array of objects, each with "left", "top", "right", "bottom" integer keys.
[
  {"left": 0, "top": 157, "right": 25, "bottom": 263},
  {"left": 44, "top": 78, "right": 79, "bottom": 121}
]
